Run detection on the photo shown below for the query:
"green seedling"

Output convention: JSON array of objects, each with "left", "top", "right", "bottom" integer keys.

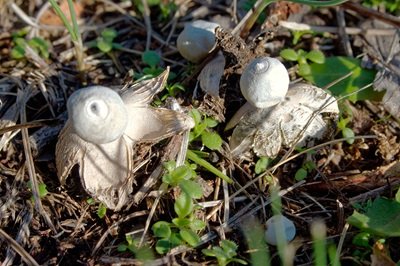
[
  {"left": 91, "top": 28, "right": 122, "bottom": 53},
  {"left": 134, "top": 50, "right": 164, "bottom": 80},
  {"left": 254, "top": 156, "right": 272, "bottom": 174},
  {"left": 291, "top": 30, "right": 314, "bottom": 45},
  {"left": 189, "top": 109, "right": 222, "bottom": 151},
  {"left": 152, "top": 162, "right": 206, "bottom": 254},
  {"left": 337, "top": 104, "right": 355, "bottom": 144},
  {"left": 202, "top": 240, "right": 248, "bottom": 266},
  {"left": 86, "top": 198, "right": 107, "bottom": 219},
  {"left": 294, "top": 160, "right": 316, "bottom": 181},
  {"left": 362, "top": 0, "right": 400, "bottom": 14},
  {"left": 118, "top": 235, "right": 154, "bottom": 262},
  {"left": 28, "top": 181, "right": 48, "bottom": 201},
  {"left": 11, "top": 29, "right": 50, "bottom": 60},
  {"left": 280, "top": 48, "right": 325, "bottom": 77}
]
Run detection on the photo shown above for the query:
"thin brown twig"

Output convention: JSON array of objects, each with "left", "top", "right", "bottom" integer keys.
[
  {"left": 19, "top": 89, "right": 56, "bottom": 233},
  {"left": 0, "top": 229, "right": 39, "bottom": 266},
  {"left": 343, "top": 1, "right": 400, "bottom": 28}
]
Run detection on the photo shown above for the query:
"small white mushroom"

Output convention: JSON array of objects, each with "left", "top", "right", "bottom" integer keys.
[
  {"left": 67, "top": 86, "right": 128, "bottom": 144},
  {"left": 265, "top": 215, "right": 296, "bottom": 246},
  {"left": 177, "top": 20, "right": 219, "bottom": 63},
  {"left": 240, "top": 57, "right": 289, "bottom": 108},
  {"left": 56, "top": 69, "right": 195, "bottom": 210},
  {"left": 225, "top": 57, "right": 289, "bottom": 130},
  {"left": 229, "top": 83, "right": 339, "bottom": 158}
]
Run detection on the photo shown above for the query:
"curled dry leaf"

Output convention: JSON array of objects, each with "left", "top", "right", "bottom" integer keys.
[
  {"left": 360, "top": 20, "right": 400, "bottom": 119},
  {"left": 56, "top": 69, "right": 195, "bottom": 210},
  {"left": 230, "top": 83, "right": 339, "bottom": 158},
  {"left": 198, "top": 51, "right": 226, "bottom": 97}
]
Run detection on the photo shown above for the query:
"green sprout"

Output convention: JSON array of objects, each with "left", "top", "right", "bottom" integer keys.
[
  {"left": 202, "top": 240, "right": 248, "bottom": 266},
  {"left": 280, "top": 48, "right": 325, "bottom": 77},
  {"left": 152, "top": 162, "right": 206, "bottom": 254}
]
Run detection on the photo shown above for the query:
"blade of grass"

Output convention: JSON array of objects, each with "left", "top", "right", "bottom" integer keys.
[{"left": 186, "top": 150, "right": 233, "bottom": 184}]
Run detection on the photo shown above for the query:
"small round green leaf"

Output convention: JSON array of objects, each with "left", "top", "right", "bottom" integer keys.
[
  {"left": 174, "top": 193, "right": 193, "bottom": 218},
  {"left": 306, "top": 50, "right": 325, "bottom": 64},
  {"left": 298, "top": 63, "right": 311, "bottom": 76},
  {"left": 280, "top": 49, "right": 298, "bottom": 61},
  {"left": 179, "top": 180, "right": 203, "bottom": 199},
  {"left": 295, "top": 168, "right": 308, "bottom": 181},
  {"left": 155, "top": 239, "right": 172, "bottom": 254},
  {"left": 179, "top": 228, "right": 200, "bottom": 247},
  {"left": 152, "top": 221, "right": 172, "bottom": 238},
  {"left": 101, "top": 28, "right": 118, "bottom": 41},
  {"left": 97, "top": 39, "right": 113, "bottom": 53},
  {"left": 142, "top": 50, "right": 161, "bottom": 68},
  {"left": 201, "top": 131, "right": 222, "bottom": 150},
  {"left": 342, "top": 127, "right": 355, "bottom": 144}
]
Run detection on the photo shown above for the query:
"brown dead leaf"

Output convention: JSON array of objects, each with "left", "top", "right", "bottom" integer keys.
[
  {"left": 371, "top": 241, "right": 396, "bottom": 266},
  {"left": 39, "top": 0, "right": 84, "bottom": 26}
]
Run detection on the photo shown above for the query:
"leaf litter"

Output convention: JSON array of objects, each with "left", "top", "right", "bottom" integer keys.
[{"left": 0, "top": 0, "right": 400, "bottom": 265}]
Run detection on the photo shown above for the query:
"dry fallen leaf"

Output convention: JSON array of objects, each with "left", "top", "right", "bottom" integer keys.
[
  {"left": 56, "top": 69, "right": 194, "bottom": 210},
  {"left": 360, "top": 20, "right": 400, "bottom": 119},
  {"left": 230, "top": 83, "right": 338, "bottom": 158},
  {"left": 198, "top": 51, "right": 225, "bottom": 97}
]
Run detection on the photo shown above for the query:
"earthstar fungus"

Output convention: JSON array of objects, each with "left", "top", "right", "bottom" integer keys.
[{"left": 56, "top": 69, "right": 195, "bottom": 210}]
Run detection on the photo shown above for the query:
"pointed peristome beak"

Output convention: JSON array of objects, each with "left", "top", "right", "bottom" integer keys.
[{"left": 121, "top": 67, "right": 170, "bottom": 107}]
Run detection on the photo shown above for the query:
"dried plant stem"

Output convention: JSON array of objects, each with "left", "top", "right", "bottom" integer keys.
[
  {"left": 48, "top": 0, "right": 85, "bottom": 72},
  {"left": 0, "top": 229, "right": 39, "bottom": 266},
  {"left": 234, "top": 0, "right": 349, "bottom": 38},
  {"left": 20, "top": 91, "right": 56, "bottom": 233}
]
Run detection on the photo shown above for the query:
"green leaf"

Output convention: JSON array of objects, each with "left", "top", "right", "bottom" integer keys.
[
  {"left": 304, "top": 56, "right": 384, "bottom": 103},
  {"left": 172, "top": 217, "right": 191, "bottom": 228},
  {"left": 38, "top": 183, "right": 48, "bottom": 198},
  {"left": 97, "top": 203, "right": 107, "bottom": 218},
  {"left": 163, "top": 165, "right": 192, "bottom": 186},
  {"left": 396, "top": 187, "right": 400, "bottom": 203},
  {"left": 342, "top": 127, "right": 355, "bottom": 144},
  {"left": 221, "top": 240, "right": 238, "bottom": 257},
  {"left": 201, "top": 131, "right": 222, "bottom": 150},
  {"left": 204, "top": 117, "right": 218, "bottom": 128},
  {"left": 352, "top": 232, "right": 371, "bottom": 248},
  {"left": 97, "top": 39, "right": 113, "bottom": 53},
  {"left": 101, "top": 28, "right": 117, "bottom": 42},
  {"left": 298, "top": 62, "right": 311, "bottom": 76},
  {"left": 306, "top": 50, "right": 325, "bottom": 64},
  {"left": 280, "top": 48, "right": 298, "bottom": 61},
  {"left": 295, "top": 168, "right": 308, "bottom": 181},
  {"left": 117, "top": 244, "right": 128, "bottom": 252},
  {"left": 142, "top": 50, "right": 161, "bottom": 68},
  {"left": 179, "top": 228, "right": 200, "bottom": 247},
  {"left": 190, "top": 109, "right": 202, "bottom": 125},
  {"left": 155, "top": 239, "right": 172, "bottom": 254},
  {"left": 152, "top": 221, "right": 172, "bottom": 238},
  {"left": 179, "top": 180, "right": 203, "bottom": 199},
  {"left": 255, "top": 156, "right": 271, "bottom": 174},
  {"left": 28, "top": 37, "right": 50, "bottom": 59},
  {"left": 174, "top": 193, "right": 193, "bottom": 218},
  {"left": 11, "top": 46, "right": 25, "bottom": 59},
  {"left": 347, "top": 197, "right": 400, "bottom": 237},
  {"left": 190, "top": 219, "right": 206, "bottom": 231}
]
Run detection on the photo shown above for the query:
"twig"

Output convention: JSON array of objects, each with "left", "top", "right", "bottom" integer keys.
[
  {"left": 92, "top": 210, "right": 148, "bottom": 256},
  {"left": 140, "top": 0, "right": 152, "bottom": 50},
  {"left": 279, "top": 21, "right": 398, "bottom": 35},
  {"left": 0, "top": 229, "right": 39, "bottom": 266},
  {"left": 336, "top": 6, "right": 353, "bottom": 56},
  {"left": 19, "top": 90, "right": 56, "bottom": 233},
  {"left": 343, "top": 1, "right": 400, "bottom": 28}
]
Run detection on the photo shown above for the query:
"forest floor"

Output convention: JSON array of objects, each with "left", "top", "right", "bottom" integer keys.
[{"left": 1, "top": 0, "right": 400, "bottom": 265}]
